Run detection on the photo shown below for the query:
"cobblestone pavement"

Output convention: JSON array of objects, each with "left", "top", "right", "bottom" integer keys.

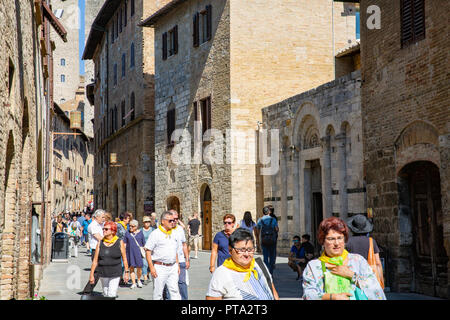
[{"left": 38, "top": 245, "right": 443, "bottom": 300}]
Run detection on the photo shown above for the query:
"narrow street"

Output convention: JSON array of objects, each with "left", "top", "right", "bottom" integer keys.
[{"left": 37, "top": 245, "right": 442, "bottom": 300}]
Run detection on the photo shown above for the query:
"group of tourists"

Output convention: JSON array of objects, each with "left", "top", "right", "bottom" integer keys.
[{"left": 55, "top": 203, "right": 386, "bottom": 300}]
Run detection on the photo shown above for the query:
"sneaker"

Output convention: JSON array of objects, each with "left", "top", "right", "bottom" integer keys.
[
  {"left": 143, "top": 279, "right": 150, "bottom": 285},
  {"left": 130, "top": 284, "right": 137, "bottom": 289},
  {"left": 137, "top": 280, "right": 143, "bottom": 288}
]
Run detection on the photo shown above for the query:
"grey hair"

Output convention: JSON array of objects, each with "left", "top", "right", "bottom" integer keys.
[
  {"left": 93, "top": 209, "right": 105, "bottom": 219},
  {"left": 160, "top": 211, "right": 173, "bottom": 222},
  {"left": 129, "top": 219, "right": 138, "bottom": 227}
]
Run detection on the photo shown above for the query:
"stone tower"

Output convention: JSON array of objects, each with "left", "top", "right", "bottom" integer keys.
[
  {"left": 51, "top": 0, "right": 81, "bottom": 105},
  {"left": 84, "top": 0, "right": 105, "bottom": 84}
]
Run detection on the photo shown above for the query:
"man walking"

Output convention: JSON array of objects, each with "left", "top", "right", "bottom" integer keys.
[
  {"left": 82, "top": 209, "right": 105, "bottom": 294},
  {"left": 255, "top": 205, "right": 279, "bottom": 274},
  {"left": 188, "top": 212, "right": 201, "bottom": 259},
  {"left": 144, "top": 211, "right": 181, "bottom": 300},
  {"left": 169, "top": 210, "right": 190, "bottom": 300}
]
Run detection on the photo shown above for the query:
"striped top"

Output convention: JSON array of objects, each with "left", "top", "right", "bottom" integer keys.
[{"left": 206, "top": 263, "right": 274, "bottom": 300}]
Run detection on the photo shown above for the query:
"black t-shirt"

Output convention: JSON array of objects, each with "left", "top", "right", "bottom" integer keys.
[
  {"left": 346, "top": 236, "right": 380, "bottom": 260},
  {"left": 301, "top": 242, "right": 315, "bottom": 259},
  {"left": 188, "top": 219, "right": 201, "bottom": 236}
]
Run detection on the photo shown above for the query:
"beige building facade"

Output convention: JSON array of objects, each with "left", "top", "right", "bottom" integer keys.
[
  {"left": 84, "top": 0, "right": 170, "bottom": 222},
  {"left": 142, "top": 0, "right": 357, "bottom": 249},
  {"left": 52, "top": 103, "right": 94, "bottom": 215}
]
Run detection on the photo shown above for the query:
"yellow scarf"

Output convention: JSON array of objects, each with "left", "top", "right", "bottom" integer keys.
[
  {"left": 103, "top": 235, "right": 119, "bottom": 244},
  {"left": 158, "top": 225, "right": 172, "bottom": 238},
  {"left": 319, "top": 249, "right": 349, "bottom": 265},
  {"left": 223, "top": 258, "right": 258, "bottom": 282},
  {"left": 118, "top": 221, "right": 127, "bottom": 231}
]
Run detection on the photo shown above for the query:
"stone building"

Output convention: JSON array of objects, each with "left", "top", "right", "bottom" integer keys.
[
  {"left": 51, "top": 0, "right": 81, "bottom": 105},
  {"left": 261, "top": 65, "right": 362, "bottom": 254},
  {"left": 141, "top": 0, "right": 357, "bottom": 249},
  {"left": 84, "top": 0, "right": 170, "bottom": 222},
  {"left": 52, "top": 103, "right": 94, "bottom": 215},
  {"left": 0, "top": 0, "right": 66, "bottom": 299},
  {"left": 359, "top": 0, "right": 449, "bottom": 297}
]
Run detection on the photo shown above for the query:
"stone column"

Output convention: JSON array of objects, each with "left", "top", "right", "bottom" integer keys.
[
  {"left": 292, "top": 150, "right": 301, "bottom": 236},
  {"left": 280, "top": 151, "right": 289, "bottom": 239},
  {"left": 321, "top": 136, "right": 333, "bottom": 218},
  {"left": 304, "top": 161, "right": 312, "bottom": 235},
  {"left": 336, "top": 133, "right": 348, "bottom": 220}
]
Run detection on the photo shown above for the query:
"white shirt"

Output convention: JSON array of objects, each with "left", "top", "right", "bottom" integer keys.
[
  {"left": 88, "top": 220, "right": 103, "bottom": 249},
  {"left": 144, "top": 227, "right": 178, "bottom": 264},
  {"left": 206, "top": 264, "right": 274, "bottom": 300},
  {"left": 172, "top": 226, "right": 186, "bottom": 263}
]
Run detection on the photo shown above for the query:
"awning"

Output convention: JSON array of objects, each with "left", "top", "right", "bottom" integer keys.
[{"left": 42, "top": 1, "right": 67, "bottom": 42}]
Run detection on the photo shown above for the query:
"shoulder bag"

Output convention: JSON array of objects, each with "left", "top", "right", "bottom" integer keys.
[
  {"left": 131, "top": 233, "right": 146, "bottom": 258},
  {"left": 367, "top": 237, "right": 385, "bottom": 289}
]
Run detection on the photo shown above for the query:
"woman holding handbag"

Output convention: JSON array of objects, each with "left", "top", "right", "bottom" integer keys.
[
  {"left": 123, "top": 219, "right": 146, "bottom": 289},
  {"left": 302, "top": 217, "right": 386, "bottom": 300}
]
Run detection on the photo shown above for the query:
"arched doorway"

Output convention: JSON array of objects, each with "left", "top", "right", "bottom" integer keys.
[
  {"left": 201, "top": 185, "right": 212, "bottom": 250},
  {"left": 166, "top": 196, "right": 181, "bottom": 215},
  {"left": 398, "top": 161, "right": 447, "bottom": 297}
]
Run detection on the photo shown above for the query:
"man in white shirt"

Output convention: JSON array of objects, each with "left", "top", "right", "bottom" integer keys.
[
  {"left": 144, "top": 211, "right": 181, "bottom": 300},
  {"left": 82, "top": 209, "right": 105, "bottom": 294},
  {"left": 165, "top": 209, "right": 190, "bottom": 300}
]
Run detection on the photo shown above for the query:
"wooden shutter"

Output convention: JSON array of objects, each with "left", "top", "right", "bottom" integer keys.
[
  {"left": 207, "top": 97, "right": 211, "bottom": 131},
  {"left": 174, "top": 25, "right": 178, "bottom": 54},
  {"left": 162, "top": 32, "right": 168, "bottom": 60},
  {"left": 193, "top": 12, "right": 200, "bottom": 47},
  {"left": 413, "top": 0, "right": 425, "bottom": 40},
  {"left": 206, "top": 5, "right": 212, "bottom": 41},
  {"left": 401, "top": 0, "right": 425, "bottom": 47}
]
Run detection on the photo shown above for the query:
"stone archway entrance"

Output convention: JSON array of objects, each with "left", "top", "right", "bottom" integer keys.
[
  {"left": 201, "top": 185, "right": 212, "bottom": 250},
  {"left": 398, "top": 161, "right": 448, "bottom": 297},
  {"left": 166, "top": 196, "right": 181, "bottom": 216}
]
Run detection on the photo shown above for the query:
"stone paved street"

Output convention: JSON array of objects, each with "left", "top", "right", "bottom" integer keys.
[{"left": 38, "top": 245, "right": 442, "bottom": 300}]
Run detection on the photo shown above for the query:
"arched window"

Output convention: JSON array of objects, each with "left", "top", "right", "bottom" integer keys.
[
  {"left": 130, "top": 43, "right": 135, "bottom": 68},
  {"left": 121, "top": 100, "right": 125, "bottom": 127},
  {"left": 130, "top": 92, "right": 135, "bottom": 121},
  {"left": 61, "top": 58, "right": 66, "bottom": 66}
]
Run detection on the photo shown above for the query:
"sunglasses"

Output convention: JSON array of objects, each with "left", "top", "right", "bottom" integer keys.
[
  {"left": 224, "top": 221, "right": 234, "bottom": 225},
  {"left": 103, "top": 228, "right": 111, "bottom": 231},
  {"left": 166, "top": 219, "right": 175, "bottom": 223}
]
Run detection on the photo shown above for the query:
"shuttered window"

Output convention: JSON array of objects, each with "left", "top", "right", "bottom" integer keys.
[
  {"left": 169, "top": 25, "right": 178, "bottom": 56},
  {"left": 206, "top": 5, "right": 212, "bottom": 41},
  {"left": 401, "top": 0, "right": 425, "bottom": 47},
  {"left": 201, "top": 97, "right": 211, "bottom": 135},
  {"left": 193, "top": 12, "right": 200, "bottom": 47},
  {"left": 162, "top": 32, "right": 168, "bottom": 60},
  {"left": 167, "top": 109, "right": 176, "bottom": 144}
]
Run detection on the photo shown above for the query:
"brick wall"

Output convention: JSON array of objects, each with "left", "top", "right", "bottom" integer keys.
[{"left": 360, "top": 0, "right": 450, "bottom": 297}]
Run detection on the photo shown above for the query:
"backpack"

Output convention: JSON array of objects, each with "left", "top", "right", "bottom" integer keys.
[{"left": 260, "top": 217, "right": 276, "bottom": 246}]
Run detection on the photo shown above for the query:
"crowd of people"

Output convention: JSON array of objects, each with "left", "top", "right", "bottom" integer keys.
[{"left": 50, "top": 205, "right": 386, "bottom": 300}]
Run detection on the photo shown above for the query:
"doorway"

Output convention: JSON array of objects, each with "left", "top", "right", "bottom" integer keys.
[
  {"left": 166, "top": 196, "right": 181, "bottom": 215},
  {"left": 201, "top": 185, "right": 212, "bottom": 250},
  {"left": 399, "top": 161, "right": 448, "bottom": 297},
  {"left": 310, "top": 159, "right": 323, "bottom": 253}
]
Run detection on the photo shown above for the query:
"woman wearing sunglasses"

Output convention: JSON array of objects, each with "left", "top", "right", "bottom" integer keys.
[
  {"left": 89, "top": 221, "right": 129, "bottom": 298},
  {"left": 210, "top": 214, "right": 238, "bottom": 273},
  {"left": 206, "top": 228, "right": 279, "bottom": 300}
]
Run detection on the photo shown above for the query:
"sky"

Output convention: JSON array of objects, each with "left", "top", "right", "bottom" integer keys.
[{"left": 79, "top": 0, "right": 86, "bottom": 75}]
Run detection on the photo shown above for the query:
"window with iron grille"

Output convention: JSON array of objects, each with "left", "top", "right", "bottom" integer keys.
[{"left": 401, "top": 0, "right": 425, "bottom": 47}]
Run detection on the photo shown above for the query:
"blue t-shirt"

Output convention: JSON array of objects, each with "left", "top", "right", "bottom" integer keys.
[
  {"left": 82, "top": 219, "right": 91, "bottom": 235},
  {"left": 213, "top": 231, "right": 231, "bottom": 267},
  {"left": 290, "top": 245, "right": 305, "bottom": 259},
  {"left": 78, "top": 216, "right": 85, "bottom": 228},
  {"left": 256, "top": 215, "right": 278, "bottom": 229}
]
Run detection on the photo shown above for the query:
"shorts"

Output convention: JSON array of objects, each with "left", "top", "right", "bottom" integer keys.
[{"left": 189, "top": 234, "right": 201, "bottom": 245}]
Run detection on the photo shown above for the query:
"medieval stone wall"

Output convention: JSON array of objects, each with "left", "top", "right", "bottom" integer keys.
[{"left": 360, "top": 0, "right": 450, "bottom": 297}]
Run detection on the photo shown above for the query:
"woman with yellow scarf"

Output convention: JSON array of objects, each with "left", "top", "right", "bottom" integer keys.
[
  {"left": 89, "top": 221, "right": 130, "bottom": 298},
  {"left": 206, "top": 228, "right": 279, "bottom": 300},
  {"left": 302, "top": 217, "right": 386, "bottom": 300}
]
